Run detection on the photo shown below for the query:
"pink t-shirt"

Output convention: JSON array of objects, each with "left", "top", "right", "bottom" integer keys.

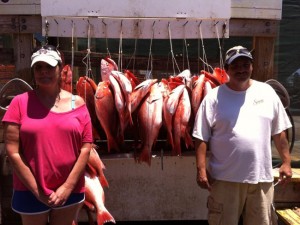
[{"left": 2, "top": 91, "right": 93, "bottom": 195}]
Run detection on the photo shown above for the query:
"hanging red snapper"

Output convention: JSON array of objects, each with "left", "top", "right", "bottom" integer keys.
[
  {"left": 191, "top": 74, "right": 205, "bottom": 117},
  {"left": 136, "top": 83, "right": 163, "bottom": 165},
  {"left": 86, "top": 147, "right": 109, "bottom": 188},
  {"left": 172, "top": 87, "right": 193, "bottom": 156},
  {"left": 163, "top": 84, "right": 185, "bottom": 150},
  {"left": 111, "top": 71, "right": 133, "bottom": 125},
  {"left": 130, "top": 79, "right": 158, "bottom": 113},
  {"left": 95, "top": 81, "right": 121, "bottom": 152},
  {"left": 76, "top": 76, "right": 102, "bottom": 140},
  {"left": 100, "top": 57, "right": 118, "bottom": 82},
  {"left": 60, "top": 64, "right": 73, "bottom": 93},
  {"left": 84, "top": 173, "right": 115, "bottom": 225},
  {"left": 108, "top": 75, "right": 126, "bottom": 143}
]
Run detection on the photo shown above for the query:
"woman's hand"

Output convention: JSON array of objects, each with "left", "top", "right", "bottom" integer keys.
[{"left": 48, "top": 184, "right": 73, "bottom": 207}]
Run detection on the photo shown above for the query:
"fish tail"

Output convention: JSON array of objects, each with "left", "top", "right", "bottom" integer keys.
[
  {"left": 107, "top": 137, "right": 120, "bottom": 153},
  {"left": 185, "top": 130, "right": 194, "bottom": 149},
  {"left": 138, "top": 147, "right": 151, "bottom": 166},
  {"left": 97, "top": 210, "right": 116, "bottom": 225}
]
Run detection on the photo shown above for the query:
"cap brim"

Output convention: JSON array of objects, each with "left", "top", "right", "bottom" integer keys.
[
  {"left": 31, "top": 55, "right": 58, "bottom": 67},
  {"left": 226, "top": 54, "right": 253, "bottom": 65}
]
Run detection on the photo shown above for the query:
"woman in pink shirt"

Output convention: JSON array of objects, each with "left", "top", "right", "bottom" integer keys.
[{"left": 2, "top": 45, "right": 93, "bottom": 225}]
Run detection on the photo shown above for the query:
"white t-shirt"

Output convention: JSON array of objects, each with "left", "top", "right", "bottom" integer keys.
[{"left": 192, "top": 80, "right": 292, "bottom": 183}]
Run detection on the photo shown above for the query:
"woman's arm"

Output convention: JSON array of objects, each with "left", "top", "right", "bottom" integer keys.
[{"left": 4, "top": 122, "right": 50, "bottom": 204}]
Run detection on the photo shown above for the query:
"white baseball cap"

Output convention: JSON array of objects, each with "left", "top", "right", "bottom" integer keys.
[{"left": 31, "top": 46, "right": 62, "bottom": 67}]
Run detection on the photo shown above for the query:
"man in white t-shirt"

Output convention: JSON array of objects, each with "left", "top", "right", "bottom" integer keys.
[{"left": 192, "top": 45, "right": 292, "bottom": 225}]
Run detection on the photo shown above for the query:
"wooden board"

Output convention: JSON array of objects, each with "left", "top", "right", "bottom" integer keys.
[
  {"left": 0, "top": 0, "right": 40, "bottom": 15},
  {"left": 40, "top": 0, "right": 230, "bottom": 19},
  {"left": 231, "top": 0, "right": 282, "bottom": 20},
  {"left": 277, "top": 208, "right": 300, "bottom": 225}
]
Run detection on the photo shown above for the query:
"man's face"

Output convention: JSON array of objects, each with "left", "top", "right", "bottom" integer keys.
[{"left": 226, "top": 57, "right": 253, "bottom": 83}]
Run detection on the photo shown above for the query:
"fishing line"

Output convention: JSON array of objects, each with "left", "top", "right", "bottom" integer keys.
[
  {"left": 146, "top": 21, "right": 155, "bottom": 80},
  {"left": 118, "top": 20, "right": 123, "bottom": 71},
  {"left": 198, "top": 21, "right": 209, "bottom": 73},
  {"left": 183, "top": 21, "right": 190, "bottom": 72},
  {"left": 70, "top": 20, "right": 75, "bottom": 94},
  {"left": 126, "top": 21, "right": 139, "bottom": 73},
  {"left": 102, "top": 19, "right": 111, "bottom": 58},
  {"left": 168, "top": 22, "right": 180, "bottom": 76},
  {"left": 81, "top": 21, "right": 92, "bottom": 102},
  {"left": 214, "top": 21, "right": 224, "bottom": 70}
]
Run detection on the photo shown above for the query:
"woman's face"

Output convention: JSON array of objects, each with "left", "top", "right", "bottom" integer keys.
[{"left": 33, "top": 61, "right": 60, "bottom": 88}]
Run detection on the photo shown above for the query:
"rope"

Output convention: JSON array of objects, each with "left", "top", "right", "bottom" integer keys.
[
  {"left": 168, "top": 22, "right": 180, "bottom": 76},
  {"left": 183, "top": 21, "right": 190, "bottom": 71},
  {"left": 214, "top": 21, "right": 224, "bottom": 70},
  {"left": 126, "top": 22, "right": 139, "bottom": 72},
  {"left": 102, "top": 20, "right": 111, "bottom": 58},
  {"left": 198, "top": 22, "right": 211, "bottom": 73},
  {"left": 71, "top": 21, "right": 75, "bottom": 94},
  {"left": 146, "top": 21, "right": 155, "bottom": 79},
  {"left": 81, "top": 21, "right": 93, "bottom": 102},
  {"left": 118, "top": 20, "right": 123, "bottom": 71}
]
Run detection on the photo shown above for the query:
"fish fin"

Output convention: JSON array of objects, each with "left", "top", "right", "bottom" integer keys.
[
  {"left": 99, "top": 176, "right": 109, "bottom": 189},
  {"left": 97, "top": 210, "right": 116, "bottom": 225},
  {"left": 83, "top": 200, "right": 95, "bottom": 212}
]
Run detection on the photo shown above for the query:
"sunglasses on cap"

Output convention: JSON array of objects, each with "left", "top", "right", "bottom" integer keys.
[
  {"left": 32, "top": 45, "right": 61, "bottom": 56},
  {"left": 225, "top": 47, "right": 253, "bottom": 65}
]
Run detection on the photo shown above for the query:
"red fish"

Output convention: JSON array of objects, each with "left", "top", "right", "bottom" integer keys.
[
  {"left": 60, "top": 64, "right": 72, "bottom": 93},
  {"left": 163, "top": 84, "right": 185, "bottom": 150},
  {"left": 176, "top": 69, "right": 192, "bottom": 88},
  {"left": 86, "top": 147, "right": 109, "bottom": 188},
  {"left": 101, "top": 57, "right": 118, "bottom": 82},
  {"left": 201, "top": 70, "right": 221, "bottom": 87},
  {"left": 108, "top": 75, "right": 126, "bottom": 143},
  {"left": 213, "top": 67, "right": 229, "bottom": 84},
  {"left": 136, "top": 83, "right": 163, "bottom": 165},
  {"left": 95, "top": 81, "right": 121, "bottom": 152},
  {"left": 203, "top": 79, "right": 213, "bottom": 97},
  {"left": 124, "top": 69, "right": 140, "bottom": 90},
  {"left": 76, "top": 76, "right": 102, "bottom": 140},
  {"left": 191, "top": 74, "right": 205, "bottom": 116},
  {"left": 84, "top": 173, "right": 115, "bottom": 225},
  {"left": 111, "top": 71, "right": 133, "bottom": 125},
  {"left": 130, "top": 79, "right": 158, "bottom": 113},
  {"left": 172, "top": 87, "right": 193, "bottom": 156}
]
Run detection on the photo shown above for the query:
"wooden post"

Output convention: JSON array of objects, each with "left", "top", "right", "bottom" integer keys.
[
  {"left": 13, "top": 33, "right": 33, "bottom": 83},
  {"left": 252, "top": 36, "right": 276, "bottom": 82}
]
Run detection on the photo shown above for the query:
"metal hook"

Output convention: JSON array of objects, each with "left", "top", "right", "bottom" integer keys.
[
  {"left": 45, "top": 20, "right": 49, "bottom": 45},
  {"left": 152, "top": 21, "right": 156, "bottom": 27}
]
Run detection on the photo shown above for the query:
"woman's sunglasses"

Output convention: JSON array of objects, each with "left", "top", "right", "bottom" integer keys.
[{"left": 32, "top": 45, "right": 61, "bottom": 56}]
